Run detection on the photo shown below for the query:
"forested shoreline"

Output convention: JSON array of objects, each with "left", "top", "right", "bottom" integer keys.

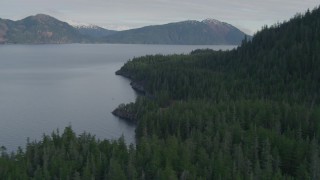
[{"left": 1, "top": 6, "right": 320, "bottom": 179}]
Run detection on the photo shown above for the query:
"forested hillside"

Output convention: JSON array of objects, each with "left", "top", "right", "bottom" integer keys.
[{"left": 1, "top": 6, "right": 320, "bottom": 180}]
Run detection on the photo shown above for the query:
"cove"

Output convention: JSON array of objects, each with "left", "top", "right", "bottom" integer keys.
[{"left": 0, "top": 44, "right": 235, "bottom": 151}]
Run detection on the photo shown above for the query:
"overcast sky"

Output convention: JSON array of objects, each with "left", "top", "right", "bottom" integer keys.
[{"left": 1, "top": 0, "right": 319, "bottom": 34}]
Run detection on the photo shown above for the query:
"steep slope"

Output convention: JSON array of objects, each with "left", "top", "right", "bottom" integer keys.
[
  {"left": 202, "top": 18, "right": 247, "bottom": 44},
  {"left": 0, "top": 18, "right": 10, "bottom": 43},
  {"left": 0, "top": 14, "right": 85, "bottom": 44},
  {"left": 104, "top": 19, "right": 248, "bottom": 45}
]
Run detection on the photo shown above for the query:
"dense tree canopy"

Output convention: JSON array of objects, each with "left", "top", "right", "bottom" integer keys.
[{"left": 1, "top": 6, "right": 320, "bottom": 180}]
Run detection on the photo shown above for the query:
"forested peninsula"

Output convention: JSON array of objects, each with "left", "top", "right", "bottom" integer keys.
[{"left": 1, "top": 6, "right": 320, "bottom": 179}]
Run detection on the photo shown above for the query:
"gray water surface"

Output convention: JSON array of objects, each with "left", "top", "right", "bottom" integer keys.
[{"left": 0, "top": 44, "right": 235, "bottom": 151}]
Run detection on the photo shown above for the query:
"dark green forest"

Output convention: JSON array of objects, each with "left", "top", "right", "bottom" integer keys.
[{"left": 1, "top": 6, "right": 320, "bottom": 179}]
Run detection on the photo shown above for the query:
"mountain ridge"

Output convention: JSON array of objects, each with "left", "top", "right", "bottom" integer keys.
[
  {"left": 103, "top": 19, "right": 248, "bottom": 45},
  {"left": 0, "top": 14, "right": 85, "bottom": 44},
  {"left": 0, "top": 14, "right": 249, "bottom": 44}
]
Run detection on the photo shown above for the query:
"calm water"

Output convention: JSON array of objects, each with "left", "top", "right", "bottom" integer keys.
[{"left": 0, "top": 44, "right": 235, "bottom": 151}]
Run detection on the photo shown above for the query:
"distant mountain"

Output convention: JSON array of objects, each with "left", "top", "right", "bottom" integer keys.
[
  {"left": 73, "top": 24, "right": 117, "bottom": 38},
  {"left": 0, "top": 14, "right": 86, "bottom": 44},
  {"left": 103, "top": 19, "right": 248, "bottom": 45},
  {"left": 0, "top": 14, "right": 249, "bottom": 45}
]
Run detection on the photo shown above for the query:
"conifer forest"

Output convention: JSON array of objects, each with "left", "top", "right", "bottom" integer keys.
[{"left": 1, "top": 6, "right": 320, "bottom": 180}]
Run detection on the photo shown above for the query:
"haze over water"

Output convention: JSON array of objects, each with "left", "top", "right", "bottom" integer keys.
[{"left": 0, "top": 44, "right": 235, "bottom": 151}]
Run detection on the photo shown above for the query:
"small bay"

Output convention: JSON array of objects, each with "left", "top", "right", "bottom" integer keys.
[{"left": 0, "top": 44, "right": 235, "bottom": 151}]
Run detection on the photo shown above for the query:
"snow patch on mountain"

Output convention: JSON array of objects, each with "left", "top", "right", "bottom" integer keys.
[
  {"left": 202, "top": 18, "right": 233, "bottom": 28},
  {"left": 66, "top": 20, "right": 100, "bottom": 29},
  {"left": 202, "top": 18, "right": 223, "bottom": 25}
]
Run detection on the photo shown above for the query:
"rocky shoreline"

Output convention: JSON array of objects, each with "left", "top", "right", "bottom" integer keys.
[
  {"left": 130, "top": 81, "right": 146, "bottom": 94},
  {"left": 112, "top": 70, "right": 146, "bottom": 123},
  {"left": 115, "top": 69, "right": 147, "bottom": 95},
  {"left": 111, "top": 105, "right": 137, "bottom": 123}
]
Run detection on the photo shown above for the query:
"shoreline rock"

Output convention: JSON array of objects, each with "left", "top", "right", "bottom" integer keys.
[
  {"left": 112, "top": 104, "right": 137, "bottom": 123},
  {"left": 130, "top": 81, "right": 146, "bottom": 94},
  {"left": 115, "top": 69, "right": 148, "bottom": 95},
  {"left": 113, "top": 69, "right": 153, "bottom": 122},
  {"left": 115, "top": 70, "right": 132, "bottom": 78}
]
